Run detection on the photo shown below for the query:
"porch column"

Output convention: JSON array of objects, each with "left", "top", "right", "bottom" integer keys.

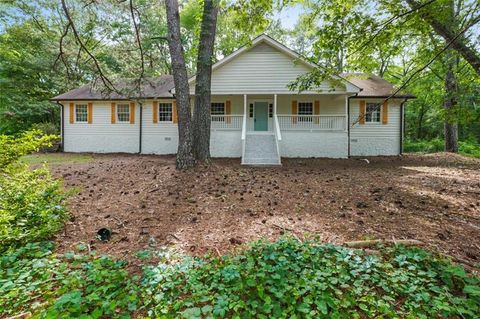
[
  {"left": 243, "top": 94, "right": 247, "bottom": 116},
  {"left": 274, "top": 94, "right": 277, "bottom": 115}
]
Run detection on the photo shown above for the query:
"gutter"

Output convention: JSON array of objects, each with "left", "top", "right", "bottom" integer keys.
[
  {"left": 139, "top": 101, "right": 143, "bottom": 154},
  {"left": 399, "top": 98, "right": 408, "bottom": 155},
  {"left": 54, "top": 101, "right": 64, "bottom": 152}
]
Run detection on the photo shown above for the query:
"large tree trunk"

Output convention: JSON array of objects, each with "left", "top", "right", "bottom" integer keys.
[
  {"left": 193, "top": 0, "right": 219, "bottom": 161},
  {"left": 406, "top": 0, "right": 480, "bottom": 76},
  {"left": 444, "top": 48, "right": 459, "bottom": 153},
  {"left": 165, "top": 0, "right": 196, "bottom": 169}
]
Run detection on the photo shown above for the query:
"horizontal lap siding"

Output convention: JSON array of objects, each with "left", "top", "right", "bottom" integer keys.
[
  {"left": 142, "top": 100, "right": 179, "bottom": 154},
  {"left": 350, "top": 99, "right": 401, "bottom": 156},
  {"left": 205, "top": 43, "right": 345, "bottom": 94},
  {"left": 63, "top": 101, "right": 139, "bottom": 153}
]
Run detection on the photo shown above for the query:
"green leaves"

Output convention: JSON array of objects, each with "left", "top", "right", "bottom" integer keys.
[{"left": 142, "top": 238, "right": 480, "bottom": 318}]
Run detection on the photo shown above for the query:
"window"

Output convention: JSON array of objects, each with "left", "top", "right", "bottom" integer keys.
[
  {"left": 298, "top": 102, "right": 313, "bottom": 122},
  {"left": 366, "top": 103, "right": 381, "bottom": 123},
  {"left": 211, "top": 102, "right": 225, "bottom": 121},
  {"left": 117, "top": 104, "right": 130, "bottom": 122},
  {"left": 269, "top": 104, "right": 273, "bottom": 118},
  {"left": 249, "top": 103, "right": 254, "bottom": 118},
  {"left": 211, "top": 102, "right": 225, "bottom": 115},
  {"left": 75, "top": 104, "right": 88, "bottom": 122},
  {"left": 159, "top": 103, "right": 172, "bottom": 122}
]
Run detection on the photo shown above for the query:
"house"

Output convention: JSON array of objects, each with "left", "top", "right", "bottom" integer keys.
[{"left": 51, "top": 34, "right": 415, "bottom": 165}]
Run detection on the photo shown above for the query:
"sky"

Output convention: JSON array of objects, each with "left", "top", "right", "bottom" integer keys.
[{"left": 274, "top": 4, "right": 304, "bottom": 30}]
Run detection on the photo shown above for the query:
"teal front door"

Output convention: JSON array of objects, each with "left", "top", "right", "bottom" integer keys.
[{"left": 254, "top": 102, "right": 268, "bottom": 131}]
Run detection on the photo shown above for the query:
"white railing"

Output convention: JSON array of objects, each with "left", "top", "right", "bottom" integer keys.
[
  {"left": 210, "top": 115, "right": 243, "bottom": 130},
  {"left": 277, "top": 115, "right": 346, "bottom": 131},
  {"left": 274, "top": 115, "right": 282, "bottom": 141},
  {"left": 241, "top": 114, "right": 247, "bottom": 164}
]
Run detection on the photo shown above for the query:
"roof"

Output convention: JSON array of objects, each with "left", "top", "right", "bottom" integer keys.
[
  {"left": 51, "top": 36, "right": 414, "bottom": 101},
  {"left": 51, "top": 76, "right": 174, "bottom": 101},
  {"left": 342, "top": 73, "right": 415, "bottom": 99}
]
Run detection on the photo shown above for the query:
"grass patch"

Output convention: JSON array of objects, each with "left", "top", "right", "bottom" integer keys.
[
  {"left": 1, "top": 238, "right": 479, "bottom": 318},
  {"left": 21, "top": 153, "right": 94, "bottom": 165}
]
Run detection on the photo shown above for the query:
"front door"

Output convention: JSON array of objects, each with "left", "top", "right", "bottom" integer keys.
[{"left": 254, "top": 102, "right": 268, "bottom": 131}]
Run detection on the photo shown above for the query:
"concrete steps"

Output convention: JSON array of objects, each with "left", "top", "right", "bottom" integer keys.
[{"left": 242, "top": 133, "right": 281, "bottom": 165}]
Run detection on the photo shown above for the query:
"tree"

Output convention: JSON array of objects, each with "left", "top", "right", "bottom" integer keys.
[
  {"left": 193, "top": 0, "right": 219, "bottom": 162},
  {"left": 164, "top": 0, "right": 196, "bottom": 169}
]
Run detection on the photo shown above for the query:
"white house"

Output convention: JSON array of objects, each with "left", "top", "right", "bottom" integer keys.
[{"left": 51, "top": 34, "right": 414, "bottom": 165}]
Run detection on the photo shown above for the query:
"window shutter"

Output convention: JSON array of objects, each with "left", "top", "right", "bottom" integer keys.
[
  {"left": 152, "top": 101, "right": 158, "bottom": 123},
  {"left": 292, "top": 100, "right": 298, "bottom": 124},
  {"left": 111, "top": 102, "right": 116, "bottom": 124},
  {"left": 87, "top": 102, "right": 93, "bottom": 124},
  {"left": 225, "top": 100, "right": 231, "bottom": 124},
  {"left": 172, "top": 100, "right": 178, "bottom": 123},
  {"left": 69, "top": 103, "right": 74, "bottom": 124},
  {"left": 359, "top": 100, "right": 366, "bottom": 125},
  {"left": 129, "top": 102, "right": 135, "bottom": 124},
  {"left": 314, "top": 100, "right": 320, "bottom": 124},
  {"left": 382, "top": 101, "right": 388, "bottom": 124}
]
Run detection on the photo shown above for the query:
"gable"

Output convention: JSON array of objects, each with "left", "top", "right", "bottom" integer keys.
[{"left": 189, "top": 39, "right": 351, "bottom": 95}]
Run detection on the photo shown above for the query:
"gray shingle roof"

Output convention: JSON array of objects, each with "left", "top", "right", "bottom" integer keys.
[
  {"left": 341, "top": 73, "right": 415, "bottom": 98},
  {"left": 51, "top": 76, "right": 175, "bottom": 101}
]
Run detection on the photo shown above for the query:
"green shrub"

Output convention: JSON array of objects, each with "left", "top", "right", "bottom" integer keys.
[
  {"left": 0, "top": 130, "right": 66, "bottom": 251},
  {"left": 0, "top": 242, "right": 139, "bottom": 318},
  {"left": 142, "top": 238, "right": 480, "bottom": 319},
  {"left": 404, "top": 138, "right": 444, "bottom": 153},
  {"left": 404, "top": 138, "right": 480, "bottom": 158}
]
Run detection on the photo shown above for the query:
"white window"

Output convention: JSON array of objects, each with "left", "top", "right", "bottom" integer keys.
[
  {"left": 211, "top": 102, "right": 225, "bottom": 121},
  {"left": 75, "top": 104, "right": 88, "bottom": 123},
  {"left": 117, "top": 104, "right": 130, "bottom": 122},
  {"left": 298, "top": 102, "right": 313, "bottom": 122},
  {"left": 159, "top": 103, "right": 172, "bottom": 122},
  {"left": 366, "top": 103, "right": 381, "bottom": 123}
]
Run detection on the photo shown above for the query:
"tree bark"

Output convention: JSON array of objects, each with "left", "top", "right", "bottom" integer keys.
[
  {"left": 444, "top": 48, "right": 459, "bottom": 153},
  {"left": 165, "top": 0, "right": 196, "bottom": 169},
  {"left": 193, "top": 0, "right": 219, "bottom": 162},
  {"left": 406, "top": 0, "right": 480, "bottom": 76}
]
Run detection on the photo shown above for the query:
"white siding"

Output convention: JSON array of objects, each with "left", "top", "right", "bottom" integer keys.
[
  {"left": 349, "top": 99, "right": 402, "bottom": 156},
  {"left": 199, "top": 43, "right": 345, "bottom": 95},
  {"left": 63, "top": 101, "right": 139, "bottom": 153},
  {"left": 141, "top": 100, "right": 178, "bottom": 155}
]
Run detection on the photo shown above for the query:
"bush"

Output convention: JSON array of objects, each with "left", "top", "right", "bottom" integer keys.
[
  {"left": 404, "top": 138, "right": 480, "bottom": 158},
  {"left": 0, "top": 130, "right": 67, "bottom": 251},
  {"left": 0, "top": 242, "right": 139, "bottom": 318},
  {"left": 142, "top": 238, "right": 480, "bottom": 319}
]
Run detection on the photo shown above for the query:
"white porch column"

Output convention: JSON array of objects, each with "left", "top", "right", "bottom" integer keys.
[
  {"left": 274, "top": 94, "right": 277, "bottom": 115},
  {"left": 243, "top": 94, "right": 247, "bottom": 116}
]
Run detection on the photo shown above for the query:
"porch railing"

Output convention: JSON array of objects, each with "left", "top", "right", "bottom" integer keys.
[
  {"left": 277, "top": 115, "right": 346, "bottom": 131},
  {"left": 210, "top": 115, "right": 243, "bottom": 130}
]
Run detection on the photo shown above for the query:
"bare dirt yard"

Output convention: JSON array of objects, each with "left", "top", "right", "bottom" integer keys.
[{"left": 48, "top": 153, "right": 480, "bottom": 268}]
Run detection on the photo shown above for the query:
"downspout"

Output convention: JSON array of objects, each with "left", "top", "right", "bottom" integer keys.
[
  {"left": 347, "top": 92, "right": 360, "bottom": 158},
  {"left": 139, "top": 101, "right": 143, "bottom": 154},
  {"left": 399, "top": 98, "right": 408, "bottom": 155},
  {"left": 55, "top": 101, "right": 64, "bottom": 152}
]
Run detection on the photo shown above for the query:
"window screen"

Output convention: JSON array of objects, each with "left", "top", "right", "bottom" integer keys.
[
  {"left": 366, "top": 103, "right": 381, "bottom": 123},
  {"left": 117, "top": 104, "right": 130, "bottom": 122},
  {"left": 159, "top": 103, "right": 172, "bottom": 122}
]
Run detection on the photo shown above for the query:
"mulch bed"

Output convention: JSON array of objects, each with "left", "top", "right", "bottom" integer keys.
[{"left": 51, "top": 153, "right": 480, "bottom": 268}]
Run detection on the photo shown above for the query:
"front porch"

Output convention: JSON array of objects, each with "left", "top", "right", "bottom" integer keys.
[{"left": 209, "top": 94, "right": 350, "bottom": 164}]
